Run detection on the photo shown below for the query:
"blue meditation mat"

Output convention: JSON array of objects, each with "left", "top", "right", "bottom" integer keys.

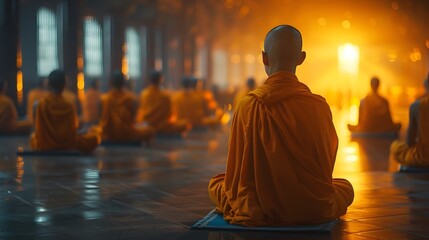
[
  {"left": 350, "top": 131, "right": 399, "bottom": 139},
  {"left": 191, "top": 209, "right": 338, "bottom": 232},
  {"left": 398, "top": 164, "right": 429, "bottom": 173},
  {"left": 101, "top": 141, "right": 142, "bottom": 147},
  {"left": 16, "top": 149, "right": 81, "bottom": 156}
]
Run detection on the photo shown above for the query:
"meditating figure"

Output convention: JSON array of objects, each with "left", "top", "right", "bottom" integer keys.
[
  {"left": 173, "top": 77, "right": 222, "bottom": 128},
  {"left": 0, "top": 80, "right": 32, "bottom": 134},
  {"left": 136, "top": 71, "right": 189, "bottom": 134},
  {"left": 233, "top": 77, "right": 257, "bottom": 109},
  {"left": 348, "top": 77, "right": 401, "bottom": 133},
  {"left": 82, "top": 78, "right": 101, "bottom": 125},
  {"left": 208, "top": 25, "right": 354, "bottom": 226},
  {"left": 30, "top": 70, "right": 100, "bottom": 152},
  {"left": 391, "top": 77, "right": 429, "bottom": 166},
  {"left": 26, "top": 77, "right": 48, "bottom": 123},
  {"left": 99, "top": 71, "right": 155, "bottom": 142}
]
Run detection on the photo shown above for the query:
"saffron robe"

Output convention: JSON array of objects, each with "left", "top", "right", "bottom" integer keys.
[
  {"left": 0, "top": 94, "right": 32, "bottom": 134},
  {"left": 30, "top": 93, "right": 99, "bottom": 152},
  {"left": 82, "top": 88, "right": 101, "bottom": 123},
  {"left": 208, "top": 71, "right": 354, "bottom": 226},
  {"left": 136, "top": 85, "right": 188, "bottom": 134},
  {"left": 27, "top": 88, "right": 47, "bottom": 122},
  {"left": 391, "top": 95, "right": 429, "bottom": 166},
  {"left": 348, "top": 93, "right": 400, "bottom": 132},
  {"left": 100, "top": 89, "right": 154, "bottom": 142}
]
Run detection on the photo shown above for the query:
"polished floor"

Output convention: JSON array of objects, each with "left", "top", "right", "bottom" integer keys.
[{"left": 1, "top": 107, "right": 429, "bottom": 239}]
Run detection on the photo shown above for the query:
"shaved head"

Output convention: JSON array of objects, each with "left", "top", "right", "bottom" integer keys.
[{"left": 262, "top": 25, "right": 305, "bottom": 75}]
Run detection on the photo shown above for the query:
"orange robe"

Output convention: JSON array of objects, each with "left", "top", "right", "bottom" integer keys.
[
  {"left": 27, "top": 88, "right": 47, "bottom": 122},
  {"left": 173, "top": 90, "right": 221, "bottom": 127},
  {"left": 233, "top": 89, "right": 251, "bottom": 110},
  {"left": 136, "top": 85, "right": 188, "bottom": 134},
  {"left": 391, "top": 96, "right": 429, "bottom": 166},
  {"left": 100, "top": 89, "right": 154, "bottom": 142},
  {"left": 0, "top": 94, "right": 32, "bottom": 134},
  {"left": 30, "top": 93, "right": 99, "bottom": 152},
  {"left": 208, "top": 71, "right": 354, "bottom": 226},
  {"left": 82, "top": 88, "right": 101, "bottom": 123},
  {"left": 348, "top": 93, "right": 401, "bottom": 132}
]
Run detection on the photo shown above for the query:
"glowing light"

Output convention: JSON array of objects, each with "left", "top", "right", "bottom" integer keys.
[
  {"left": 410, "top": 48, "right": 421, "bottom": 62},
  {"left": 221, "top": 111, "right": 231, "bottom": 125},
  {"left": 77, "top": 72, "right": 85, "bottom": 101},
  {"left": 231, "top": 54, "right": 241, "bottom": 64},
  {"left": 345, "top": 155, "right": 358, "bottom": 162},
  {"left": 388, "top": 50, "right": 397, "bottom": 62},
  {"left": 426, "top": 40, "right": 429, "bottom": 49},
  {"left": 245, "top": 54, "right": 255, "bottom": 64},
  {"left": 257, "top": 53, "right": 263, "bottom": 64},
  {"left": 317, "top": 17, "right": 327, "bottom": 26},
  {"left": 16, "top": 156, "right": 24, "bottom": 184},
  {"left": 342, "top": 20, "right": 351, "bottom": 29},
  {"left": 348, "top": 98, "right": 359, "bottom": 125},
  {"left": 391, "top": 2, "right": 399, "bottom": 10},
  {"left": 338, "top": 43, "right": 359, "bottom": 75},
  {"left": 16, "top": 71, "right": 23, "bottom": 104},
  {"left": 240, "top": 6, "right": 250, "bottom": 16},
  {"left": 369, "top": 18, "right": 376, "bottom": 26},
  {"left": 343, "top": 146, "right": 356, "bottom": 154}
]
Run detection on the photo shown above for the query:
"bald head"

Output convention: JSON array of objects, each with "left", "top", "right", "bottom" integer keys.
[{"left": 262, "top": 25, "right": 306, "bottom": 75}]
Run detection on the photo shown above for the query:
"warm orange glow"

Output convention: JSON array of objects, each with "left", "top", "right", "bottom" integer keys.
[
  {"left": 77, "top": 72, "right": 85, "bottom": 101},
  {"left": 409, "top": 48, "right": 421, "bottom": 62},
  {"left": 317, "top": 17, "right": 327, "bottom": 26},
  {"left": 388, "top": 50, "right": 397, "bottom": 62},
  {"left": 17, "top": 51, "right": 22, "bottom": 68},
  {"left": 220, "top": 111, "right": 231, "bottom": 125},
  {"left": 257, "top": 53, "right": 263, "bottom": 64},
  {"left": 245, "top": 54, "right": 255, "bottom": 64},
  {"left": 122, "top": 56, "right": 129, "bottom": 76},
  {"left": 338, "top": 43, "right": 359, "bottom": 75},
  {"left": 348, "top": 98, "right": 359, "bottom": 125},
  {"left": 239, "top": 6, "right": 250, "bottom": 16},
  {"left": 342, "top": 20, "right": 351, "bottom": 29},
  {"left": 224, "top": 0, "right": 234, "bottom": 9},
  {"left": 16, "top": 71, "right": 23, "bottom": 104},
  {"left": 16, "top": 157, "right": 24, "bottom": 184},
  {"left": 77, "top": 55, "right": 84, "bottom": 69},
  {"left": 426, "top": 40, "right": 429, "bottom": 49},
  {"left": 391, "top": 1, "right": 399, "bottom": 10},
  {"left": 231, "top": 54, "right": 241, "bottom": 64}
]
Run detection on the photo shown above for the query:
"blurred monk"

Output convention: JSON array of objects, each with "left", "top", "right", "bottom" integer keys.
[
  {"left": 99, "top": 71, "right": 155, "bottom": 142},
  {"left": 233, "top": 77, "right": 256, "bottom": 109},
  {"left": 348, "top": 77, "right": 401, "bottom": 133},
  {"left": 208, "top": 25, "right": 354, "bottom": 226},
  {"left": 0, "top": 80, "right": 32, "bottom": 134},
  {"left": 31, "top": 70, "right": 100, "bottom": 152},
  {"left": 27, "top": 77, "right": 48, "bottom": 122},
  {"left": 391, "top": 77, "right": 429, "bottom": 166},
  {"left": 136, "top": 71, "right": 189, "bottom": 134},
  {"left": 82, "top": 78, "right": 101, "bottom": 125},
  {"left": 173, "top": 77, "right": 221, "bottom": 128}
]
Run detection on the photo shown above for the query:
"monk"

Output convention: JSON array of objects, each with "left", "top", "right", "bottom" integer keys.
[
  {"left": 173, "top": 77, "right": 222, "bottom": 128},
  {"left": 136, "top": 71, "right": 189, "bottom": 134},
  {"left": 82, "top": 78, "right": 101, "bottom": 125},
  {"left": 0, "top": 80, "right": 32, "bottom": 134},
  {"left": 348, "top": 77, "right": 401, "bottom": 133},
  {"left": 233, "top": 77, "right": 256, "bottom": 109},
  {"left": 99, "top": 71, "right": 155, "bottom": 142},
  {"left": 391, "top": 77, "right": 429, "bottom": 166},
  {"left": 208, "top": 25, "right": 354, "bottom": 226},
  {"left": 26, "top": 77, "right": 48, "bottom": 122},
  {"left": 30, "top": 70, "right": 100, "bottom": 152}
]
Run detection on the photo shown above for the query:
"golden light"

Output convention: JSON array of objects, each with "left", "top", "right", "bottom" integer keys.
[
  {"left": 338, "top": 43, "right": 359, "bottom": 75},
  {"left": 391, "top": 1, "right": 399, "bottom": 10},
  {"left": 388, "top": 50, "right": 397, "bottom": 62},
  {"left": 409, "top": 48, "right": 421, "bottom": 62},
  {"left": 317, "top": 17, "right": 327, "bottom": 26},
  {"left": 257, "top": 53, "right": 263, "bottom": 64},
  {"left": 231, "top": 54, "right": 241, "bottom": 64},
  {"left": 245, "top": 54, "right": 255, "bottom": 64},
  {"left": 426, "top": 40, "right": 429, "bottom": 49},
  {"left": 348, "top": 97, "right": 360, "bottom": 125},
  {"left": 342, "top": 20, "right": 351, "bottom": 29},
  {"left": 240, "top": 5, "right": 250, "bottom": 16},
  {"left": 369, "top": 18, "right": 376, "bottom": 26},
  {"left": 77, "top": 72, "right": 85, "bottom": 101},
  {"left": 16, "top": 70, "right": 23, "bottom": 104}
]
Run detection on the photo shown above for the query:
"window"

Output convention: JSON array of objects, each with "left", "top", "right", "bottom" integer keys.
[
  {"left": 37, "top": 7, "right": 58, "bottom": 76},
  {"left": 125, "top": 27, "right": 141, "bottom": 79},
  {"left": 84, "top": 17, "right": 103, "bottom": 77}
]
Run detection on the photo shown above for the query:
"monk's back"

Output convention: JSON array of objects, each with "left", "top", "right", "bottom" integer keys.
[
  {"left": 173, "top": 91, "right": 205, "bottom": 124},
  {"left": 417, "top": 96, "right": 429, "bottom": 159},
  {"left": 138, "top": 85, "right": 171, "bottom": 126},
  {"left": 0, "top": 95, "right": 17, "bottom": 130},
  {"left": 360, "top": 93, "right": 393, "bottom": 131}
]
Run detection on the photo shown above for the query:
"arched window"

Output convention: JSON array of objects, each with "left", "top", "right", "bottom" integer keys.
[
  {"left": 84, "top": 17, "right": 103, "bottom": 77},
  {"left": 125, "top": 27, "right": 141, "bottom": 79},
  {"left": 37, "top": 7, "right": 58, "bottom": 77}
]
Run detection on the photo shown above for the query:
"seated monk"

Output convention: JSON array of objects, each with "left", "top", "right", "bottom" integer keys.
[
  {"left": 391, "top": 77, "right": 429, "bottom": 166},
  {"left": 348, "top": 77, "right": 401, "bottom": 133},
  {"left": 0, "top": 80, "right": 32, "bottom": 134},
  {"left": 30, "top": 70, "right": 100, "bottom": 152},
  {"left": 136, "top": 71, "right": 189, "bottom": 134},
  {"left": 27, "top": 77, "right": 48, "bottom": 123},
  {"left": 99, "top": 71, "right": 155, "bottom": 142},
  {"left": 233, "top": 77, "right": 256, "bottom": 109},
  {"left": 173, "top": 77, "right": 222, "bottom": 128},
  {"left": 208, "top": 25, "right": 354, "bottom": 226}
]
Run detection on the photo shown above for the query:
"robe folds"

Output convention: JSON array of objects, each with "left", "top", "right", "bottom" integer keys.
[
  {"left": 27, "top": 88, "right": 47, "bottom": 122},
  {"left": 391, "top": 96, "right": 429, "bottom": 166},
  {"left": 208, "top": 71, "right": 354, "bottom": 226},
  {"left": 30, "top": 93, "right": 99, "bottom": 152},
  {"left": 136, "top": 85, "right": 188, "bottom": 134},
  {"left": 0, "top": 94, "right": 32, "bottom": 134},
  {"left": 100, "top": 89, "right": 154, "bottom": 142},
  {"left": 348, "top": 93, "right": 401, "bottom": 132}
]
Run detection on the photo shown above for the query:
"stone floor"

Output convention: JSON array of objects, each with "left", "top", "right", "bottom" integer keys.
[{"left": 1, "top": 108, "right": 429, "bottom": 239}]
